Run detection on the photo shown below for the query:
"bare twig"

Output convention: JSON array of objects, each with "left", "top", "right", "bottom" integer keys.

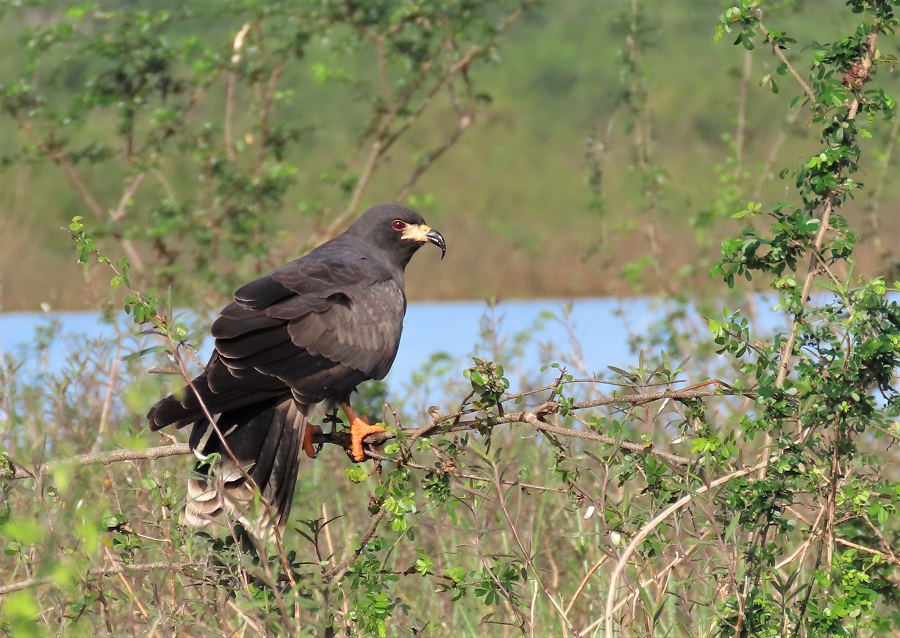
[
  {"left": 394, "top": 113, "right": 473, "bottom": 201},
  {"left": 758, "top": 19, "right": 816, "bottom": 103},
  {"left": 111, "top": 172, "right": 148, "bottom": 223},
  {"left": 564, "top": 554, "right": 609, "bottom": 615},
  {"left": 523, "top": 412, "right": 690, "bottom": 467},
  {"left": 93, "top": 343, "right": 123, "bottom": 452},
  {"left": 104, "top": 547, "right": 151, "bottom": 622},
  {"left": 226, "top": 599, "right": 266, "bottom": 634},
  {"left": 835, "top": 537, "right": 900, "bottom": 567},
  {"left": 7, "top": 443, "right": 191, "bottom": 481},
  {"left": 255, "top": 62, "right": 284, "bottom": 177},
  {"left": 225, "top": 23, "right": 252, "bottom": 163},
  {"left": 860, "top": 512, "right": 900, "bottom": 566},
  {"left": 0, "top": 561, "right": 198, "bottom": 596}
]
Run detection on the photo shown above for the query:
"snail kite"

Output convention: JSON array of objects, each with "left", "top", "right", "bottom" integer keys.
[{"left": 147, "top": 203, "right": 445, "bottom": 535}]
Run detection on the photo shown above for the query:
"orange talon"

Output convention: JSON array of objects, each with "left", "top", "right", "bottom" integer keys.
[
  {"left": 341, "top": 403, "right": 387, "bottom": 462},
  {"left": 303, "top": 424, "right": 323, "bottom": 459}
]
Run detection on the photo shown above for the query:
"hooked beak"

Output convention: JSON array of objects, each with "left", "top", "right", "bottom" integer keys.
[
  {"left": 425, "top": 228, "right": 446, "bottom": 260},
  {"left": 402, "top": 224, "right": 446, "bottom": 260}
]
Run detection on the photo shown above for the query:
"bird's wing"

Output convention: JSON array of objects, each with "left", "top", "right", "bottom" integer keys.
[{"left": 210, "top": 250, "right": 406, "bottom": 397}]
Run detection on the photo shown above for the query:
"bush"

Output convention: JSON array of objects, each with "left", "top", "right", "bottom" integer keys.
[{"left": 2, "top": 1, "right": 899, "bottom": 636}]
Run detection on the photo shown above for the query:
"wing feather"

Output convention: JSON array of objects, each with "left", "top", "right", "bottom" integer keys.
[
  {"left": 216, "top": 254, "right": 405, "bottom": 386},
  {"left": 152, "top": 246, "right": 407, "bottom": 427}
]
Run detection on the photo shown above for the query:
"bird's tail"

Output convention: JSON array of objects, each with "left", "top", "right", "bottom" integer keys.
[{"left": 183, "top": 397, "right": 307, "bottom": 539}]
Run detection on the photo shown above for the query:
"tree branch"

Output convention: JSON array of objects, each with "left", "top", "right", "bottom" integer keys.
[
  {"left": 7, "top": 444, "right": 191, "bottom": 481},
  {"left": 758, "top": 19, "right": 816, "bottom": 104},
  {"left": 5, "top": 387, "right": 738, "bottom": 482},
  {"left": 0, "top": 560, "right": 199, "bottom": 596}
]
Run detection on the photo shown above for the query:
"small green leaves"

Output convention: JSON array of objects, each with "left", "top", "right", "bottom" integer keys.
[
  {"left": 445, "top": 566, "right": 466, "bottom": 583},
  {"left": 101, "top": 512, "right": 126, "bottom": 530},
  {"left": 414, "top": 550, "right": 433, "bottom": 576},
  {"left": 708, "top": 307, "right": 751, "bottom": 358},
  {"left": 464, "top": 358, "right": 511, "bottom": 413},
  {"left": 710, "top": 5, "right": 900, "bottom": 634},
  {"left": 67, "top": 215, "right": 99, "bottom": 264},
  {"left": 472, "top": 560, "right": 525, "bottom": 607},
  {"left": 67, "top": 215, "right": 163, "bottom": 326},
  {"left": 345, "top": 465, "right": 369, "bottom": 483},
  {"left": 712, "top": 205, "right": 836, "bottom": 290},
  {"left": 732, "top": 201, "right": 762, "bottom": 219}
]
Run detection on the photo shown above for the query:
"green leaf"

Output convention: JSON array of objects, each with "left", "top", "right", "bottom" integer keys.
[
  {"left": 345, "top": 466, "right": 368, "bottom": 483},
  {"left": 445, "top": 567, "right": 466, "bottom": 583}
]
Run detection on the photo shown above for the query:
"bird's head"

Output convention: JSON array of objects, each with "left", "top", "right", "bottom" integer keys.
[{"left": 349, "top": 203, "right": 446, "bottom": 265}]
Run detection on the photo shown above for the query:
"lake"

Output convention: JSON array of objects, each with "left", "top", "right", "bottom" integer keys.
[{"left": 0, "top": 298, "right": 658, "bottom": 385}]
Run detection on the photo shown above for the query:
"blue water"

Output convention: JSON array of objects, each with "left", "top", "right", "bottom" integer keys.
[{"left": 0, "top": 299, "right": 655, "bottom": 384}]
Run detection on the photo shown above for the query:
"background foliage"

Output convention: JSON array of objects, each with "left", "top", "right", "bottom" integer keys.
[
  {"left": 1, "top": 0, "right": 898, "bottom": 309},
  {"left": 1, "top": 0, "right": 899, "bottom": 637}
]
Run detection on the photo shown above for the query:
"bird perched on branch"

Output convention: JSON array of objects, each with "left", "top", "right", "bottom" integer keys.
[{"left": 147, "top": 203, "right": 445, "bottom": 536}]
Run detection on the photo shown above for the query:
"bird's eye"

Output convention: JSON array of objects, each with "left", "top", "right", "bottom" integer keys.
[{"left": 391, "top": 220, "right": 407, "bottom": 231}]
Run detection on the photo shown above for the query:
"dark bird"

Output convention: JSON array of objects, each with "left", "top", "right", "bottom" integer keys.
[{"left": 147, "top": 203, "right": 445, "bottom": 535}]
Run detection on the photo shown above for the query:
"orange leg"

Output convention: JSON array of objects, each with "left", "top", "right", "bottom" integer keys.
[
  {"left": 303, "top": 424, "right": 323, "bottom": 459},
  {"left": 341, "top": 403, "right": 387, "bottom": 462}
]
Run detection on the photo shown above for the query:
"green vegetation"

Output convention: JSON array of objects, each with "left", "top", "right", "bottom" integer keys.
[{"left": 1, "top": 0, "right": 899, "bottom": 636}]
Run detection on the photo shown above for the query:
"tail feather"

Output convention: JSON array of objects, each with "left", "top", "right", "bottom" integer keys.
[{"left": 183, "top": 397, "right": 307, "bottom": 538}]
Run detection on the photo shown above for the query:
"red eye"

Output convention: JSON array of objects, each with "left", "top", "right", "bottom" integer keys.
[{"left": 392, "top": 220, "right": 407, "bottom": 231}]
